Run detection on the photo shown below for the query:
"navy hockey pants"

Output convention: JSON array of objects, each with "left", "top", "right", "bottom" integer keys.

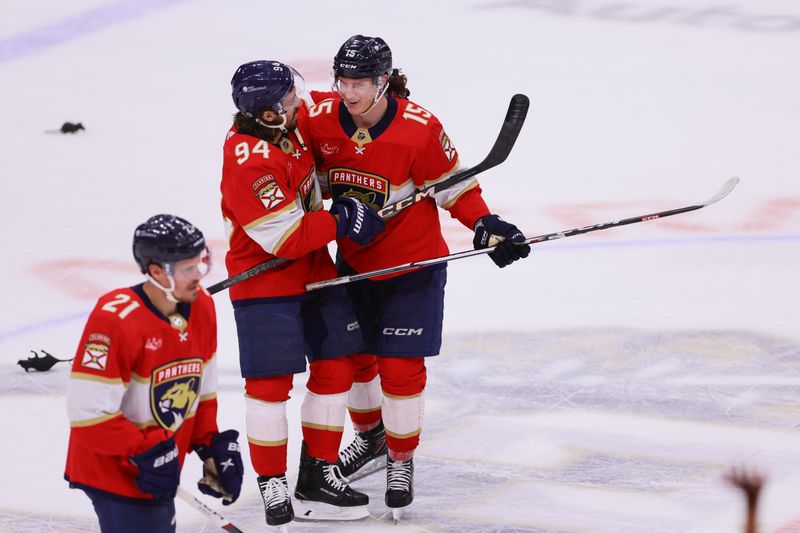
[{"left": 86, "top": 490, "right": 175, "bottom": 533}]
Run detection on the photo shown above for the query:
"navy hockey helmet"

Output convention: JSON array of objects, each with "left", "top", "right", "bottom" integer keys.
[
  {"left": 333, "top": 35, "right": 392, "bottom": 80},
  {"left": 133, "top": 214, "right": 206, "bottom": 274},
  {"left": 231, "top": 60, "right": 295, "bottom": 118}
]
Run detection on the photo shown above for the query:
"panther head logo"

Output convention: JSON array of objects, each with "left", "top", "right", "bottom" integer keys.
[
  {"left": 342, "top": 189, "right": 378, "bottom": 211},
  {"left": 157, "top": 377, "right": 197, "bottom": 430}
]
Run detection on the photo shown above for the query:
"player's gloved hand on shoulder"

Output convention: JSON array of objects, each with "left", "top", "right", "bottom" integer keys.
[
  {"left": 329, "top": 196, "right": 385, "bottom": 245},
  {"left": 195, "top": 429, "right": 244, "bottom": 505},
  {"left": 129, "top": 437, "right": 180, "bottom": 500},
  {"left": 473, "top": 214, "right": 531, "bottom": 268}
]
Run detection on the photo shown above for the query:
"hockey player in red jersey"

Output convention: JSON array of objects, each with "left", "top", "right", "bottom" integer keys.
[
  {"left": 304, "top": 35, "right": 531, "bottom": 517},
  {"left": 222, "top": 60, "right": 384, "bottom": 526},
  {"left": 65, "top": 215, "right": 244, "bottom": 533}
]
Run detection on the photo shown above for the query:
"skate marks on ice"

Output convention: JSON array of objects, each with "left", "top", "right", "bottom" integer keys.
[
  {"left": 416, "top": 329, "right": 800, "bottom": 532},
  {"left": 4, "top": 329, "right": 798, "bottom": 532}
]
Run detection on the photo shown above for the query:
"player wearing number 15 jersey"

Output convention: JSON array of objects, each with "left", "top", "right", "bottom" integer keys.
[{"left": 304, "top": 35, "right": 531, "bottom": 518}]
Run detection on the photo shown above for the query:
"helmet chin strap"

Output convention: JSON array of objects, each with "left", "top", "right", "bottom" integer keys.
[
  {"left": 359, "top": 76, "right": 390, "bottom": 116},
  {"left": 146, "top": 273, "right": 179, "bottom": 303},
  {"left": 256, "top": 112, "right": 289, "bottom": 135},
  {"left": 255, "top": 112, "right": 307, "bottom": 150}
]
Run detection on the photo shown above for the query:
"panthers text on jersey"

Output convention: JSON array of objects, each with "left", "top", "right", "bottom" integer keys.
[
  {"left": 305, "top": 94, "right": 491, "bottom": 275},
  {"left": 65, "top": 285, "right": 218, "bottom": 500},
  {"left": 221, "top": 100, "right": 338, "bottom": 300}
]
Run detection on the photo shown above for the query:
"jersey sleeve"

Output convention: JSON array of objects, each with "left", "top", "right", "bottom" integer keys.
[
  {"left": 222, "top": 137, "right": 336, "bottom": 259},
  {"left": 66, "top": 298, "right": 168, "bottom": 457},
  {"left": 190, "top": 295, "right": 219, "bottom": 449},
  {"left": 308, "top": 90, "right": 338, "bottom": 104},
  {"left": 411, "top": 116, "right": 490, "bottom": 229}
]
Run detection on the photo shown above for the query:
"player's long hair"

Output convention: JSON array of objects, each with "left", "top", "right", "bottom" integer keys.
[
  {"left": 387, "top": 68, "right": 410, "bottom": 99},
  {"left": 233, "top": 112, "right": 281, "bottom": 143}
]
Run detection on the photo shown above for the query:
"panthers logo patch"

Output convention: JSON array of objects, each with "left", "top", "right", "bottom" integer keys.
[
  {"left": 298, "top": 168, "right": 318, "bottom": 212},
  {"left": 328, "top": 168, "right": 388, "bottom": 211},
  {"left": 150, "top": 358, "right": 203, "bottom": 431}
]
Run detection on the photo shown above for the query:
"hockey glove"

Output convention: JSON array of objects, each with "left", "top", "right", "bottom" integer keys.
[
  {"left": 195, "top": 429, "right": 244, "bottom": 505},
  {"left": 129, "top": 437, "right": 180, "bottom": 500},
  {"left": 473, "top": 214, "right": 531, "bottom": 268},
  {"left": 329, "top": 196, "right": 385, "bottom": 246}
]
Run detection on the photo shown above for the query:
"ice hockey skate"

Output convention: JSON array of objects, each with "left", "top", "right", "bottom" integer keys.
[
  {"left": 386, "top": 456, "right": 414, "bottom": 523},
  {"left": 293, "top": 442, "right": 370, "bottom": 521},
  {"left": 257, "top": 474, "right": 293, "bottom": 531},
  {"left": 337, "top": 421, "right": 388, "bottom": 481}
]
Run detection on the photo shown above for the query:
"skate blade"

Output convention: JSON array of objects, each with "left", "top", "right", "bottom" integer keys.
[
  {"left": 293, "top": 500, "right": 369, "bottom": 521},
  {"left": 346, "top": 454, "right": 388, "bottom": 482},
  {"left": 392, "top": 508, "right": 402, "bottom": 524}
]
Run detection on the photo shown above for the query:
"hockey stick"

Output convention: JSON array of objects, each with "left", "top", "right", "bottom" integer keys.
[
  {"left": 176, "top": 487, "right": 245, "bottom": 533},
  {"left": 376, "top": 93, "right": 530, "bottom": 218},
  {"left": 206, "top": 94, "right": 530, "bottom": 295},
  {"left": 305, "top": 177, "right": 739, "bottom": 290}
]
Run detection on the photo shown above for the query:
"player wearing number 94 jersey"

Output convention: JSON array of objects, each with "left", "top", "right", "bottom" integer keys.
[{"left": 220, "top": 61, "right": 385, "bottom": 526}]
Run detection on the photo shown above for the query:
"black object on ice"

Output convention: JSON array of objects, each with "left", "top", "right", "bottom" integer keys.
[
  {"left": 59, "top": 122, "right": 84, "bottom": 133},
  {"left": 17, "top": 350, "right": 73, "bottom": 372},
  {"left": 45, "top": 122, "right": 85, "bottom": 134}
]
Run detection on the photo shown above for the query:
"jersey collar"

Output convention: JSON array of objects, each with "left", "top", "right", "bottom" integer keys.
[
  {"left": 131, "top": 283, "right": 192, "bottom": 324},
  {"left": 338, "top": 96, "right": 397, "bottom": 141}
]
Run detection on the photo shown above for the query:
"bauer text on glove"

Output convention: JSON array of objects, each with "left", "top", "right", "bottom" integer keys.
[{"left": 129, "top": 437, "right": 181, "bottom": 500}]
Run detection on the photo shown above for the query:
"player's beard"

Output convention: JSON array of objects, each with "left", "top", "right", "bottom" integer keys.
[
  {"left": 175, "top": 281, "right": 200, "bottom": 303},
  {"left": 285, "top": 114, "right": 298, "bottom": 131}
]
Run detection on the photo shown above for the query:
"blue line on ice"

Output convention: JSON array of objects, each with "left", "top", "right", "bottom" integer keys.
[
  {"left": 0, "top": 311, "right": 88, "bottom": 342},
  {"left": 0, "top": 0, "right": 186, "bottom": 63},
  {"left": 542, "top": 232, "right": 800, "bottom": 250},
  {"left": 2, "top": 233, "right": 796, "bottom": 342}
]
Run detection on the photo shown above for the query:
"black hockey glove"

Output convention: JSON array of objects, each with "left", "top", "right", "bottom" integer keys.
[
  {"left": 129, "top": 437, "right": 180, "bottom": 500},
  {"left": 329, "top": 196, "right": 385, "bottom": 245},
  {"left": 473, "top": 214, "right": 531, "bottom": 268},
  {"left": 195, "top": 429, "right": 244, "bottom": 505}
]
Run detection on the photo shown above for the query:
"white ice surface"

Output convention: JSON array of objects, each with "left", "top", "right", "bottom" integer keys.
[{"left": 1, "top": 0, "right": 799, "bottom": 531}]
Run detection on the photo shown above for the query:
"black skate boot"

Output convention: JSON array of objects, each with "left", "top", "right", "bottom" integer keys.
[
  {"left": 385, "top": 456, "right": 414, "bottom": 522},
  {"left": 294, "top": 441, "right": 370, "bottom": 521},
  {"left": 337, "top": 420, "right": 388, "bottom": 481},
  {"left": 257, "top": 473, "right": 294, "bottom": 528}
]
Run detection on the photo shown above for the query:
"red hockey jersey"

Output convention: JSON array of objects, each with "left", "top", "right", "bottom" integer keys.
[
  {"left": 221, "top": 102, "right": 338, "bottom": 300},
  {"left": 65, "top": 285, "right": 218, "bottom": 500},
  {"left": 305, "top": 95, "right": 491, "bottom": 274}
]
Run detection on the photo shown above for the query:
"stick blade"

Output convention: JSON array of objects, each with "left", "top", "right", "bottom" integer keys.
[
  {"left": 702, "top": 176, "right": 739, "bottom": 207},
  {"left": 483, "top": 93, "right": 530, "bottom": 167}
]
